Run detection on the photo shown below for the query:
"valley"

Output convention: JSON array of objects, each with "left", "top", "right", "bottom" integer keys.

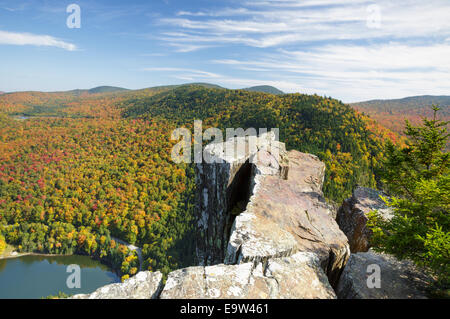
[{"left": 0, "top": 83, "right": 444, "bottom": 297}]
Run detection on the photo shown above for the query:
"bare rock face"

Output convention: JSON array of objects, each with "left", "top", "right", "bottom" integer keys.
[
  {"left": 195, "top": 132, "right": 289, "bottom": 265},
  {"left": 336, "top": 187, "right": 393, "bottom": 253},
  {"left": 160, "top": 252, "right": 336, "bottom": 299},
  {"left": 71, "top": 271, "right": 163, "bottom": 299},
  {"left": 226, "top": 150, "right": 350, "bottom": 287},
  {"left": 336, "top": 250, "right": 431, "bottom": 299}
]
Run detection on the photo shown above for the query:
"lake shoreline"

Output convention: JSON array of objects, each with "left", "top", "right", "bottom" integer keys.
[
  {"left": 0, "top": 237, "right": 142, "bottom": 277},
  {"left": 0, "top": 246, "right": 124, "bottom": 280},
  {"left": 0, "top": 251, "right": 70, "bottom": 261},
  {"left": 0, "top": 253, "right": 121, "bottom": 299}
]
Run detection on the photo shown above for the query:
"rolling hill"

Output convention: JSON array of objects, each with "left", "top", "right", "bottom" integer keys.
[
  {"left": 243, "top": 85, "right": 284, "bottom": 95},
  {"left": 353, "top": 95, "right": 450, "bottom": 111},
  {"left": 87, "top": 86, "right": 129, "bottom": 94},
  {"left": 352, "top": 95, "right": 450, "bottom": 136}
]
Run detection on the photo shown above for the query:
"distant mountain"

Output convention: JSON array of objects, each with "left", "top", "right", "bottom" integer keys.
[
  {"left": 351, "top": 95, "right": 449, "bottom": 148},
  {"left": 144, "top": 83, "right": 224, "bottom": 91},
  {"left": 60, "top": 86, "right": 129, "bottom": 95},
  {"left": 352, "top": 95, "right": 450, "bottom": 113},
  {"left": 0, "top": 91, "right": 4, "bottom": 95},
  {"left": 185, "top": 83, "right": 224, "bottom": 89},
  {"left": 88, "top": 86, "right": 129, "bottom": 94},
  {"left": 243, "top": 85, "right": 284, "bottom": 95}
]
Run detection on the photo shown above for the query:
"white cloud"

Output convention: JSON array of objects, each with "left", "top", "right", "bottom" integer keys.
[
  {"left": 0, "top": 30, "right": 77, "bottom": 51},
  {"left": 243, "top": 0, "right": 369, "bottom": 7},
  {"left": 213, "top": 43, "right": 450, "bottom": 101},
  {"left": 158, "top": 0, "right": 450, "bottom": 49},
  {"left": 152, "top": 0, "right": 450, "bottom": 101}
]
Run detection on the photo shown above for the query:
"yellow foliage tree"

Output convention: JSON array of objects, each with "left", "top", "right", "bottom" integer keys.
[{"left": 0, "top": 235, "right": 6, "bottom": 255}]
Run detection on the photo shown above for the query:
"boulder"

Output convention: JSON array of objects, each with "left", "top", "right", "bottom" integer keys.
[
  {"left": 336, "top": 250, "right": 431, "bottom": 299},
  {"left": 160, "top": 252, "right": 336, "bottom": 299},
  {"left": 71, "top": 271, "right": 163, "bottom": 299},
  {"left": 337, "top": 187, "right": 393, "bottom": 253}
]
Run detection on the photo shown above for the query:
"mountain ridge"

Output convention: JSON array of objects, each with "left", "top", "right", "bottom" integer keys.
[
  {"left": 351, "top": 95, "right": 450, "bottom": 148},
  {"left": 242, "top": 85, "right": 284, "bottom": 95},
  {"left": 1, "top": 83, "right": 285, "bottom": 96},
  {"left": 352, "top": 95, "right": 450, "bottom": 105}
]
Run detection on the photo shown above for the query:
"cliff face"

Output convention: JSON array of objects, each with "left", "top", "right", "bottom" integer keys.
[
  {"left": 195, "top": 132, "right": 290, "bottom": 266},
  {"left": 72, "top": 133, "right": 350, "bottom": 299}
]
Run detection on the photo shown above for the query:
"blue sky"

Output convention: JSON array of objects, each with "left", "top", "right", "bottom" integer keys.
[{"left": 0, "top": 0, "right": 449, "bottom": 102}]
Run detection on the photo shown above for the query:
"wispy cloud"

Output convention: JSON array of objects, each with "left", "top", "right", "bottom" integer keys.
[
  {"left": 159, "top": 0, "right": 450, "bottom": 49},
  {"left": 0, "top": 1, "right": 30, "bottom": 12},
  {"left": 0, "top": 30, "right": 77, "bottom": 51},
  {"left": 142, "top": 67, "right": 221, "bottom": 78},
  {"left": 167, "top": 42, "right": 217, "bottom": 52},
  {"left": 152, "top": 0, "right": 450, "bottom": 101},
  {"left": 213, "top": 42, "right": 450, "bottom": 101}
]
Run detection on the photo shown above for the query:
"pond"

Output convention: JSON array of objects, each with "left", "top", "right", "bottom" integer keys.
[{"left": 0, "top": 255, "right": 119, "bottom": 299}]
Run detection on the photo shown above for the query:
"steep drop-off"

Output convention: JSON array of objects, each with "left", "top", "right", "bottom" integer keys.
[{"left": 73, "top": 132, "right": 350, "bottom": 299}]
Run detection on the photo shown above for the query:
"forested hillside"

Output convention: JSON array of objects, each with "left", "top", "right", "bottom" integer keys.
[
  {"left": 121, "top": 85, "right": 390, "bottom": 202},
  {"left": 0, "top": 112, "right": 196, "bottom": 278},
  {"left": 0, "top": 84, "right": 401, "bottom": 279},
  {"left": 352, "top": 96, "right": 450, "bottom": 146}
]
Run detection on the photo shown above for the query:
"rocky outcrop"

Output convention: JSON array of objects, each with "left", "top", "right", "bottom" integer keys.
[
  {"left": 225, "top": 150, "right": 349, "bottom": 286},
  {"left": 337, "top": 187, "right": 393, "bottom": 253},
  {"left": 336, "top": 250, "right": 431, "bottom": 299},
  {"left": 160, "top": 252, "right": 336, "bottom": 299},
  {"left": 195, "top": 132, "right": 289, "bottom": 265},
  {"left": 72, "top": 271, "right": 163, "bottom": 299},
  {"left": 73, "top": 132, "right": 350, "bottom": 299}
]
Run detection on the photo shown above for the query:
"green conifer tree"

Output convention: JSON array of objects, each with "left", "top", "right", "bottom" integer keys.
[{"left": 368, "top": 106, "right": 449, "bottom": 292}]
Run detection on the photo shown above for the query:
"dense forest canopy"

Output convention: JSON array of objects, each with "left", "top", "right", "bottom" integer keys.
[
  {"left": 0, "top": 84, "right": 403, "bottom": 278},
  {"left": 0, "top": 112, "right": 195, "bottom": 278},
  {"left": 121, "top": 85, "right": 395, "bottom": 202}
]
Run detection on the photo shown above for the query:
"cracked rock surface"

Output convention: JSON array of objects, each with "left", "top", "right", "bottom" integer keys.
[
  {"left": 71, "top": 271, "right": 163, "bottom": 299},
  {"left": 226, "top": 150, "right": 350, "bottom": 287},
  {"left": 160, "top": 252, "right": 336, "bottom": 299},
  {"left": 196, "top": 132, "right": 288, "bottom": 265}
]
